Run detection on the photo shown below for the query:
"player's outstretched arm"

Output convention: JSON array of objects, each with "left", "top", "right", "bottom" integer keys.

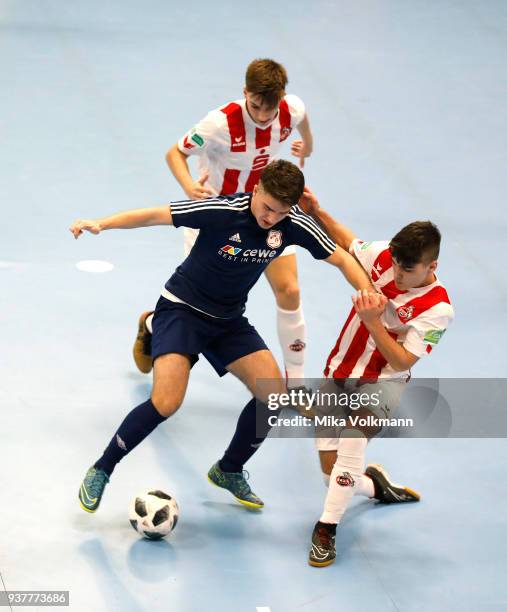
[
  {"left": 69, "top": 206, "right": 173, "bottom": 239},
  {"left": 166, "top": 144, "right": 213, "bottom": 199},
  {"left": 325, "top": 247, "right": 374, "bottom": 292},
  {"left": 291, "top": 114, "right": 313, "bottom": 169},
  {"left": 298, "top": 187, "right": 355, "bottom": 251}
]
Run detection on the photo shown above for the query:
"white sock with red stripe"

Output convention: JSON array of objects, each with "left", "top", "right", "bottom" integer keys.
[
  {"left": 277, "top": 304, "right": 306, "bottom": 382},
  {"left": 319, "top": 432, "right": 368, "bottom": 524}
]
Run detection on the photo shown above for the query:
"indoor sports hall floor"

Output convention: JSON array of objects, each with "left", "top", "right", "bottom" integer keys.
[{"left": 1, "top": 2, "right": 506, "bottom": 611}]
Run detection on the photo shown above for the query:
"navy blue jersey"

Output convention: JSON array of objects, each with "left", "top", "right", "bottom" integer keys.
[{"left": 166, "top": 193, "right": 336, "bottom": 318}]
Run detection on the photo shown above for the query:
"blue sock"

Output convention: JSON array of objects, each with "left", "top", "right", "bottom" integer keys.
[
  {"left": 219, "top": 397, "right": 278, "bottom": 473},
  {"left": 94, "top": 398, "right": 167, "bottom": 476}
]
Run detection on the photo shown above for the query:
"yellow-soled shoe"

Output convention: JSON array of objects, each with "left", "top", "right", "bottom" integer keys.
[
  {"left": 78, "top": 466, "right": 109, "bottom": 513},
  {"left": 365, "top": 464, "right": 421, "bottom": 504},
  {"left": 207, "top": 462, "right": 264, "bottom": 509}
]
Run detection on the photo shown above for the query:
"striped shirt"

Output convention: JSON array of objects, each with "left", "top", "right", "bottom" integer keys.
[
  {"left": 325, "top": 239, "right": 454, "bottom": 381},
  {"left": 167, "top": 193, "right": 336, "bottom": 318},
  {"left": 177, "top": 95, "right": 306, "bottom": 196}
]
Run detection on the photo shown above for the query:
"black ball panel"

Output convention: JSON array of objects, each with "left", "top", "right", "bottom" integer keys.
[
  {"left": 148, "top": 490, "right": 172, "bottom": 501},
  {"left": 152, "top": 505, "right": 170, "bottom": 526},
  {"left": 135, "top": 498, "right": 148, "bottom": 517}
]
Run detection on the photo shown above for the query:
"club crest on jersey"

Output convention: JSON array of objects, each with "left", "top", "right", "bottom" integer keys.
[
  {"left": 336, "top": 472, "right": 355, "bottom": 487},
  {"left": 397, "top": 304, "right": 415, "bottom": 321},
  {"left": 280, "top": 126, "right": 292, "bottom": 142},
  {"left": 266, "top": 229, "right": 283, "bottom": 249}
]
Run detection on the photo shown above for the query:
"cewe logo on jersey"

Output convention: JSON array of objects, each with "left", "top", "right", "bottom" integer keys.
[
  {"left": 221, "top": 245, "right": 242, "bottom": 256},
  {"left": 266, "top": 229, "right": 283, "bottom": 248}
]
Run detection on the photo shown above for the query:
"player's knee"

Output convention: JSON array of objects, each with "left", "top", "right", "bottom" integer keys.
[
  {"left": 150, "top": 392, "right": 183, "bottom": 417},
  {"left": 275, "top": 282, "right": 300, "bottom": 307}
]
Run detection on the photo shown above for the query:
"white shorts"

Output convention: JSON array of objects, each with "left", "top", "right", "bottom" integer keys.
[
  {"left": 183, "top": 227, "right": 296, "bottom": 258},
  {"left": 315, "top": 378, "right": 407, "bottom": 451}
]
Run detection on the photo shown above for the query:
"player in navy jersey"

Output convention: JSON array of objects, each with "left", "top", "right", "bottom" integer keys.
[
  {"left": 134, "top": 58, "right": 314, "bottom": 388},
  {"left": 71, "top": 160, "right": 373, "bottom": 515}
]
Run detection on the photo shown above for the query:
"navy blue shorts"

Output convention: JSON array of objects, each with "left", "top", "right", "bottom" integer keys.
[{"left": 151, "top": 296, "right": 268, "bottom": 377}]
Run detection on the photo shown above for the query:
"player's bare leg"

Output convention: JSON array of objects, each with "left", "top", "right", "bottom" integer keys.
[
  {"left": 207, "top": 350, "right": 285, "bottom": 509},
  {"left": 227, "top": 348, "right": 286, "bottom": 402},
  {"left": 79, "top": 353, "right": 191, "bottom": 512},
  {"left": 150, "top": 353, "right": 192, "bottom": 416},
  {"left": 264, "top": 253, "right": 307, "bottom": 385}
]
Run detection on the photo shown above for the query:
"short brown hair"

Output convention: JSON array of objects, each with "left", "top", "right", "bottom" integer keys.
[
  {"left": 259, "top": 160, "right": 304, "bottom": 207},
  {"left": 245, "top": 59, "right": 288, "bottom": 108},
  {"left": 390, "top": 221, "right": 441, "bottom": 267}
]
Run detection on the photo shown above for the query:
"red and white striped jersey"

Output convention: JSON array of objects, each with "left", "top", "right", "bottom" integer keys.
[
  {"left": 177, "top": 95, "right": 306, "bottom": 195},
  {"left": 324, "top": 239, "right": 454, "bottom": 381}
]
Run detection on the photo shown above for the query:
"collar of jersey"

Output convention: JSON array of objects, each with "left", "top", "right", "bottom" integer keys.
[
  {"left": 239, "top": 98, "right": 279, "bottom": 129},
  {"left": 405, "top": 274, "right": 441, "bottom": 295}
]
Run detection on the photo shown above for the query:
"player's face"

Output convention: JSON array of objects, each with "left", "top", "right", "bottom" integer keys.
[
  {"left": 251, "top": 185, "right": 292, "bottom": 229},
  {"left": 244, "top": 89, "right": 279, "bottom": 126},
  {"left": 392, "top": 258, "right": 438, "bottom": 290}
]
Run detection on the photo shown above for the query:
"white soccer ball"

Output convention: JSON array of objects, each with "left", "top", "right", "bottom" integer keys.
[{"left": 128, "top": 489, "right": 179, "bottom": 540}]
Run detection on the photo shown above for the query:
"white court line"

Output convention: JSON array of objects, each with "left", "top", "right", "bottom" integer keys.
[
  {"left": 75, "top": 260, "right": 114, "bottom": 273},
  {"left": 0, "top": 261, "right": 24, "bottom": 271},
  {"left": 256, "top": 608, "right": 271, "bottom": 612}
]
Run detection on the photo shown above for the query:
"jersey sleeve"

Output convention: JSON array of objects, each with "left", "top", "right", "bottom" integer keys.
[
  {"left": 170, "top": 195, "right": 249, "bottom": 230},
  {"left": 288, "top": 206, "right": 337, "bottom": 259},
  {"left": 402, "top": 304, "right": 454, "bottom": 358},
  {"left": 349, "top": 239, "right": 390, "bottom": 277},
  {"left": 284, "top": 94, "right": 306, "bottom": 126},
  {"left": 176, "top": 109, "right": 223, "bottom": 157}
]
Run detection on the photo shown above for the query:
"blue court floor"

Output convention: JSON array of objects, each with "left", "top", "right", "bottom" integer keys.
[{"left": 1, "top": 2, "right": 506, "bottom": 611}]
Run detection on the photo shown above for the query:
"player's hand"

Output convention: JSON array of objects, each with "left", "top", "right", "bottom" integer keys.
[
  {"left": 352, "top": 290, "right": 387, "bottom": 323},
  {"left": 291, "top": 139, "right": 312, "bottom": 168},
  {"left": 69, "top": 219, "right": 102, "bottom": 239},
  {"left": 185, "top": 174, "right": 213, "bottom": 200},
  {"left": 298, "top": 186, "right": 320, "bottom": 216}
]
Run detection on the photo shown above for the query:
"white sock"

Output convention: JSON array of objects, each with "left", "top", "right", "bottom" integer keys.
[
  {"left": 276, "top": 304, "right": 307, "bottom": 382},
  {"left": 319, "top": 432, "right": 368, "bottom": 524},
  {"left": 322, "top": 470, "right": 374, "bottom": 497},
  {"left": 146, "top": 314, "right": 154, "bottom": 334},
  {"left": 354, "top": 474, "right": 375, "bottom": 498}
]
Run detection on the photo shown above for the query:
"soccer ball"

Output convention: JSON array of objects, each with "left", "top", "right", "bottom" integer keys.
[{"left": 128, "top": 489, "right": 179, "bottom": 540}]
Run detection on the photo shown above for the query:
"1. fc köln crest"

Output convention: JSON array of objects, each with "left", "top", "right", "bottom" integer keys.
[{"left": 266, "top": 229, "right": 283, "bottom": 248}]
